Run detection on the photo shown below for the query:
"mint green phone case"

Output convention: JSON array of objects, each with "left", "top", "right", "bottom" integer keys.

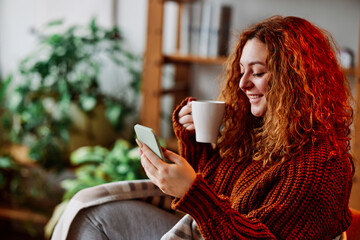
[{"left": 134, "top": 124, "right": 165, "bottom": 161}]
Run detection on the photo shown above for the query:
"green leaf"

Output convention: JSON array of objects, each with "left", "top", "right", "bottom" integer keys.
[
  {"left": 70, "top": 146, "right": 108, "bottom": 165},
  {"left": 126, "top": 171, "right": 136, "bottom": 180},
  {"left": 127, "top": 147, "right": 141, "bottom": 161},
  {"left": 7, "top": 91, "right": 23, "bottom": 111},
  {"left": 32, "top": 61, "right": 50, "bottom": 78},
  {"left": 45, "top": 19, "right": 64, "bottom": 28},
  {"left": 59, "top": 128, "right": 70, "bottom": 142},
  {"left": 0, "top": 75, "right": 12, "bottom": 102},
  {"left": 105, "top": 104, "right": 122, "bottom": 126},
  {"left": 28, "top": 144, "right": 43, "bottom": 162},
  {"left": 0, "top": 156, "right": 17, "bottom": 169},
  {"left": 79, "top": 95, "right": 97, "bottom": 112},
  {"left": 116, "top": 164, "right": 129, "bottom": 175}
]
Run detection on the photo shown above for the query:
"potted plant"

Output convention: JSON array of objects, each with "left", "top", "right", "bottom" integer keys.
[
  {"left": 0, "top": 18, "right": 142, "bottom": 237},
  {"left": 0, "top": 18, "right": 141, "bottom": 170}
]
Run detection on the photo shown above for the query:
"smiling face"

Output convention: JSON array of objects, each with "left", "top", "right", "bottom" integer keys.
[{"left": 239, "top": 38, "right": 270, "bottom": 117}]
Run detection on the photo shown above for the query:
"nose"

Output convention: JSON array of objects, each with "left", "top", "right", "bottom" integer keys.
[{"left": 239, "top": 72, "right": 253, "bottom": 91}]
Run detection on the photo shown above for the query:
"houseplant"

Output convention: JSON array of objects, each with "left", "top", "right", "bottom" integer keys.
[
  {"left": 0, "top": 18, "right": 141, "bottom": 170},
  {"left": 0, "top": 18, "right": 142, "bottom": 237},
  {"left": 0, "top": 76, "right": 20, "bottom": 196}
]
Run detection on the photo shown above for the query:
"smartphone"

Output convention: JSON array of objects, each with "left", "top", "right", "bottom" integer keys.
[{"left": 134, "top": 124, "right": 170, "bottom": 163}]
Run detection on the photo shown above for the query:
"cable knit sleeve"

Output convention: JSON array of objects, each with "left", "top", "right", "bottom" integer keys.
[
  {"left": 172, "top": 174, "right": 277, "bottom": 239},
  {"left": 171, "top": 141, "right": 352, "bottom": 239},
  {"left": 172, "top": 98, "right": 216, "bottom": 172}
]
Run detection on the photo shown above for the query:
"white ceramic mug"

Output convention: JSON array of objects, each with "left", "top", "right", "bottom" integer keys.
[{"left": 192, "top": 100, "right": 225, "bottom": 143}]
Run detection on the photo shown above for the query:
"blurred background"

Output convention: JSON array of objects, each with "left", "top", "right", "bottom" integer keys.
[{"left": 0, "top": 0, "right": 359, "bottom": 239}]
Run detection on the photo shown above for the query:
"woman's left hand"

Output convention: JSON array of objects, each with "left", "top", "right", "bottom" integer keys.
[{"left": 136, "top": 139, "right": 196, "bottom": 198}]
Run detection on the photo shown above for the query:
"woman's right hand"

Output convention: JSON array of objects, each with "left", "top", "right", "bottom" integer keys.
[{"left": 178, "top": 98, "right": 195, "bottom": 130}]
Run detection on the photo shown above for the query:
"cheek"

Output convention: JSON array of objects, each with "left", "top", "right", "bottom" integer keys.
[{"left": 259, "top": 76, "right": 270, "bottom": 93}]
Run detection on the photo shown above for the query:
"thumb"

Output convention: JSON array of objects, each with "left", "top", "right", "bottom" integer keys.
[{"left": 163, "top": 149, "right": 184, "bottom": 164}]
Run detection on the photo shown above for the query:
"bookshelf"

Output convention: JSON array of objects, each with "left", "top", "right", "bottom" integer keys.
[{"left": 140, "top": 0, "right": 228, "bottom": 140}]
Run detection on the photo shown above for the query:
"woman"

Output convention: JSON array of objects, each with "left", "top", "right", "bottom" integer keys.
[
  {"left": 138, "top": 15, "right": 354, "bottom": 239},
  {"left": 63, "top": 16, "right": 353, "bottom": 240}
]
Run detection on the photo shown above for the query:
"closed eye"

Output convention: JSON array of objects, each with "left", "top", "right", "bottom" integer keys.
[{"left": 253, "top": 72, "right": 266, "bottom": 77}]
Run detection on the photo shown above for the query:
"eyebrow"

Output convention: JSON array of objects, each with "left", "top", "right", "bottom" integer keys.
[{"left": 240, "top": 61, "right": 266, "bottom": 67}]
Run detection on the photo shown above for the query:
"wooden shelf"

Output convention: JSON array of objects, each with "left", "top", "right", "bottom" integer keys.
[
  {"left": 161, "top": 81, "right": 189, "bottom": 95},
  {"left": 166, "top": 0, "right": 196, "bottom": 3},
  {"left": 342, "top": 67, "right": 356, "bottom": 76},
  {"left": 0, "top": 205, "right": 49, "bottom": 225},
  {"left": 163, "top": 54, "right": 227, "bottom": 65}
]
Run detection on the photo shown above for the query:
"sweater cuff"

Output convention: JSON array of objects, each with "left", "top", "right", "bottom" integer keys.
[
  {"left": 172, "top": 174, "right": 227, "bottom": 220},
  {"left": 172, "top": 97, "right": 196, "bottom": 144},
  {"left": 172, "top": 174, "right": 277, "bottom": 239}
]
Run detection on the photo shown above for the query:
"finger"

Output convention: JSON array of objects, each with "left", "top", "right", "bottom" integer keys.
[
  {"left": 179, "top": 114, "right": 193, "bottom": 125},
  {"left": 136, "top": 138, "right": 143, "bottom": 149},
  {"left": 187, "top": 97, "right": 196, "bottom": 103},
  {"left": 163, "top": 149, "right": 184, "bottom": 165},
  {"left": 141, "top": 142, "right": 166, "bottom": 168},
  {"left": 142, "top": 160, "right": 160, "bottom": 185},
  {"left": 137, "top": 139, "right": 160, "bottom": 171},
  {"left": 136, "top": 139, "right": 143, "bottom": 153},
  {"left": 183, "top": 123, "right": 195, "bottom": 130},
  {"left": 185, "top": 125, "right": 195, "bottom": 131},
  {"left": 140, "top": 149, "right": 157, "bottom": 172},
  {"left": 178, "top": 103, "right": 192, "bottom": 118}
]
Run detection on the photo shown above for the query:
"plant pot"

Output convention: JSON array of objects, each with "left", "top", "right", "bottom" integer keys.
[
  {"left": 68, "top": 103, "right": 127, "bottom": 151},
  {"left": 1, "top": 144, "right": 36, "bottom": 167}
]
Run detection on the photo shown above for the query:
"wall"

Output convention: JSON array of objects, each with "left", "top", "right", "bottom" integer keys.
[{"left": 0, "top": 0, "right": 115, "bottom": 77}]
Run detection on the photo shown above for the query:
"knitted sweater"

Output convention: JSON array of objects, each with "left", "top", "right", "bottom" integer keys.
[{"left": 171, "top": 99, "right": 352, "bottom": 240}]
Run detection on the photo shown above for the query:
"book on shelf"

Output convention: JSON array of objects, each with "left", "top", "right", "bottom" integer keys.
[
  {"left": 179, "top": 1, "right": 232, "bottom": 58},
  {"left": 189, "top": 1, "right": 202, "bottom": 56},
  {"left": 217, "top": 5, "right": 232, "bottom": 57},
  {"left": 208, "top": 2, "right": 221, "bottom": 57},
  {"left": 163, "top": 1, "right": 179, "bottom": 55},
  {"left": 180, "top": 2, "right": 191, "bottom": 55},
  {"left": 198, "top": 2, "right": 212, "bottom": 57}
]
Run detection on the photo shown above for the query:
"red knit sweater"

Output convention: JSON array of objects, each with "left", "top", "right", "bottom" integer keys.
[{"left": 171, "top": 100, "right": 352, "bottom": 240}]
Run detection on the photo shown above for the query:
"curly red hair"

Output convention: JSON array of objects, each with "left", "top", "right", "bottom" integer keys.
[{"left": 217, "top": 16, "right": 354, "bottom": 172}]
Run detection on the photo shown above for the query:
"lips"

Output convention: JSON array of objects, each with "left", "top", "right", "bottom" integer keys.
[
  {"left": 248, "top": 95, "right": 262, "bottom": 99},
  {"left": 246, "top": 94, "right": 263, "bottom": 104}
]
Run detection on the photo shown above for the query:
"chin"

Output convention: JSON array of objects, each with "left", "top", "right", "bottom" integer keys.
[
  {"left": 251, "top": 107, "right": 266, "bottom": 117},
  {"left": 252, "top": 112, "right": 264, "bottom": 117}
]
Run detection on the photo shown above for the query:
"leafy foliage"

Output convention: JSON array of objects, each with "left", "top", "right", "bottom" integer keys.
[
  {"left": 0, "top": 19, "right": 141, "bottom": 170},
  {"left": 61, "top": 139, "right": 146, "bottom": 200},
  {"left": 0, "top": 19, "right": 144, "bottom": 238}
]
